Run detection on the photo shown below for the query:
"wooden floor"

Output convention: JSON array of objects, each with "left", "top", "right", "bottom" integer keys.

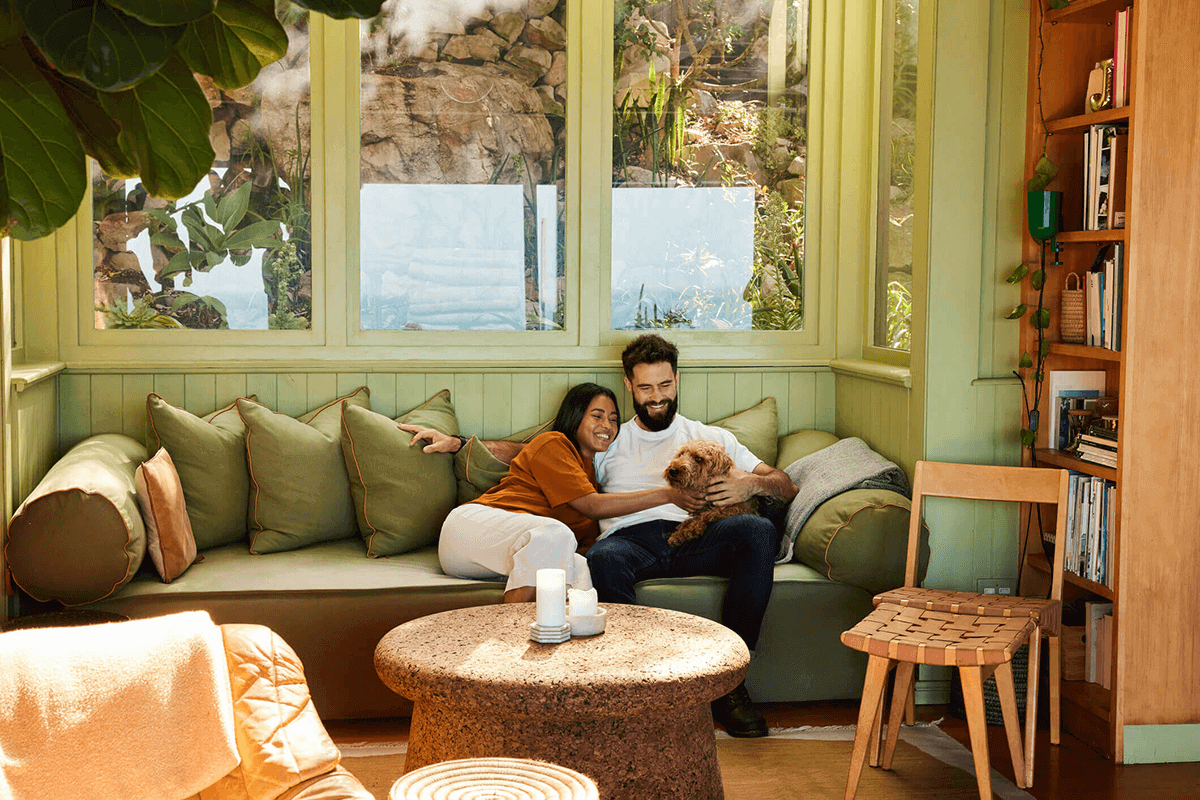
[{"left": 326, "top": 700, "right": 1200, "bottom": 799}]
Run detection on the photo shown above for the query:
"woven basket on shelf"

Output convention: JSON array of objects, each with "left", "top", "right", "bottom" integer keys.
[{"left": 1060, "top": 272, "right": 1086, "bottom": 344}]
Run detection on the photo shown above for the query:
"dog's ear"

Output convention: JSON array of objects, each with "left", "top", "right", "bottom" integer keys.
[{"left": 712, "top": 446, "right": 733, "bottom": 474}]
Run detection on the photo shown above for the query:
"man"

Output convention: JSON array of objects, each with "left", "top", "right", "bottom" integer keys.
[
  {"left": 400, "top": 333, "right": 796, "bottom": 738},
  {"left": 586, "top": 334, "right": 797, "bottom": 738}
]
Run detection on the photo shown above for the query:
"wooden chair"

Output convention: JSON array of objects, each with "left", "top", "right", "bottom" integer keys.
[
  {"left": 848, "top": 461, "right": 1070, "bottom": 795},
  {"left": 841, "top": 603, "right": 1036, "bottom": 800}
]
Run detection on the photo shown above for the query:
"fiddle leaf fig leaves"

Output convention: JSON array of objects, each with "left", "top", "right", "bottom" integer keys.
[
  {"left": 17, "top": 0, "right": 185, "bottom": 91},
  {"left": 0, "top": 0, "right": 388, "bottom": 240},
  {"left": 99, "top": 54, "right": 215, "bottom": 200},
  {"left": 0, "top": 38, "right": 86, "bottom": 239},
  {"left": 106, "top": 0, "right": 216, "bottom": 26},
  {"left": 179, "top": 0, "right": 287, "bottom": 90},
  {"left": 38, "top": 67, "right": 139, "bottom": 177},
  {"left": 292, "top": 0, "right": 383, "bottom": 19}
]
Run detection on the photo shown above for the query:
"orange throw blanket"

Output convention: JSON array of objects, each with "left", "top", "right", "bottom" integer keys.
[{"left": 0, "top": 611, "right": 239, "bottom": 800}]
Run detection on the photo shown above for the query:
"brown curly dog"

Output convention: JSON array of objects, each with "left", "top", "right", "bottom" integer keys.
[{"left": 663, "top": 439, "right": 759, "bottom": 547}]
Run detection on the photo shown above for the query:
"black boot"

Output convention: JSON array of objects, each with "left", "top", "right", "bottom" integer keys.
[{"left": 711, "top": 681, "right": 768, "bottom": 738}]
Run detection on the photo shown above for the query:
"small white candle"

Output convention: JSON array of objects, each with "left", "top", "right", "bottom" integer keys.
[
  {"left": 569, "top": 588, "right": 598, "bottom": 617},
  {"left": 535, "top": 569, "right": 567, "bottom": 628}
]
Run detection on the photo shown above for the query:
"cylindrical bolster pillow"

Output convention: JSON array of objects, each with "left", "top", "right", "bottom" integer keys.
[
  {"left": 793, "top": 487, "right": 930, "bottom": 596},
  {"left": 6, "top": 434, "right": 148, "bottom": 605}
]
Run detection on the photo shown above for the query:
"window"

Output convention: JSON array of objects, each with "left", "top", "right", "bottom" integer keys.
[
  {"left": 60, "top": 0, "right": 859, "bottom": 363},
  {"left": 358, "top": 1, "right": 567, "bottom": 332},
  {"left": 610, "top": 0, "right": 808, "bottom": 332},
  {"left": 90, "top": 4, "right": 312, "bottom": 331},
  {"left": 873, "top": 0, "right": 918, "bottom": 351}
]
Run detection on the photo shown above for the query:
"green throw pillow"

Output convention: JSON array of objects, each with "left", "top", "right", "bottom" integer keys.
[
  {"left": 793, "top": 487, "right": 930, "bottom": 596},
  {"left": 775, "top": 429, "right": 841, "bottom": 470},
  {"left": 453, "top": 418, "right": 552, "bottom": 504},
  {"left": 710, "top": 397, "right": 778, "bottom": 466},
  {"left": 239, "top": 388, "right": 371, "bottom": 554},
  {"left": 341, "top": 390, "right": 459, "bottom": 557},
  {"left": 147, "top": 394, "right": 257, "bottom": 550}
]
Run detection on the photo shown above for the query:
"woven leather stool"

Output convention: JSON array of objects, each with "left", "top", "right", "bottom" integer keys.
[
  {"left": 389, "top": 757, "right": 599, "bottom": 800},
  {"left": 841, "top": 602, "right": 1036, "bottom": 800}
]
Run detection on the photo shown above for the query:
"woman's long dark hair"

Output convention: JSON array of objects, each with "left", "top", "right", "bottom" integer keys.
[{"left": 552, "top": 383, "right": 620, "bottom": 455}]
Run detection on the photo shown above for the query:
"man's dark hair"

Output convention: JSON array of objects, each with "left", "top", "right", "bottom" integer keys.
[
  {"left": 553, "top": 383, "right": 620, "bottom": 455},
  {"left": 621, "top": 334, "right": 678, "bottom": 377}
]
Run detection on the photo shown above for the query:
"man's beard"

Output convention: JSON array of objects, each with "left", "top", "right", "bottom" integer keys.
[{"left": 633, "top": 396, "right": 678, "bottom": 432}]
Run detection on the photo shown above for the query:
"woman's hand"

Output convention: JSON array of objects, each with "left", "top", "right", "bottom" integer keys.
[
  {"left": 397, "top": 424, "right": 460, "bottom": 453},
  {"left": 667, "top": 487, "right": 707, "bottom": 513}
]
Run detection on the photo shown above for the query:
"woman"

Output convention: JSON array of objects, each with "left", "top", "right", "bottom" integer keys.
[{"left": 405, "top": 384, "right": 702, "bottom": 603}]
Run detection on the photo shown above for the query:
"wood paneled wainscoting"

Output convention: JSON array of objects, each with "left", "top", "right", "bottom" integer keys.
[{"left": 53, "top": 367, "right": 836, "bottom": 457}]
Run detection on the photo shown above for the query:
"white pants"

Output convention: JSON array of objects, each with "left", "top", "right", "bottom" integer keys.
[{"left": 438, "top": 504, "right": 593, "bottom": 593}]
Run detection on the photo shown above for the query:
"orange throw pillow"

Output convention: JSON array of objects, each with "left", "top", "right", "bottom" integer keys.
[{"left": 134, "top": 448, "right": 198, "bottom": 582}]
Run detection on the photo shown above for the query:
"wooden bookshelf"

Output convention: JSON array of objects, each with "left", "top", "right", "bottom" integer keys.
[
  {"left": 1046, "top": 106, "right": 1132, "bottom": 134},
  {"left": 1027, "top": 552, "right": 1115, "bottom": 600},
  {"left": 1055, "top": 229, "right": 1126, "bottom": 243},
  {"left": 1034, "top": 448, "right": 1117, "bottom": 481},
  {"left": 1021, "top": 0, "right": 1136, "bottom": 760},
  {"left": 1047, "top": 343, "right": 1122, "bottom": 362}
]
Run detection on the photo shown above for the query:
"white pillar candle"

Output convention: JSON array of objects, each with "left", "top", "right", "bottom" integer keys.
[
  {"left": 535, "top": 569, "right": 567, "bottom": 628},
  {"left": 569, "top": 588, "right": 598, "bottom": 617}
]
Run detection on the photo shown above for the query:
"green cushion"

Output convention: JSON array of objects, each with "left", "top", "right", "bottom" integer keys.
[
  {"left": 710, "top": 397, "right": 778, "bottom": 465},
  {"left": 342, "top": 390, "right": 459, "bottom": 557},
  {"left": 453, "top": 418, "right": 552, "bottom": 504},
  {"left": 147, "top": 394, "right": 256, "bottom": 550},
  {"left": 6, "top": 435, "right": 148, "bottom": 605},
  {"left": 775, "top": 429, "right": 841, "bottom": 470},
  {"left": 239, "top": 388, "right": 371, "bottom": 554},
  {"left": 792, "top": 487, "right": 929, "bottom": 596}
]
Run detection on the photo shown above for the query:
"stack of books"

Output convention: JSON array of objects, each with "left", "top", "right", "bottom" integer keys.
[
  {"left": 1074, "top": 420, "right": 1118, "bottom": 468},
  {"left": 1063, "top": 471, "right": 1116, "bottom": 588}
]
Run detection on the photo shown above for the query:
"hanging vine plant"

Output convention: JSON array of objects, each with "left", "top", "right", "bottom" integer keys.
[{"left": 1007, "top": 153, "right": 1061, "bottom": 454}]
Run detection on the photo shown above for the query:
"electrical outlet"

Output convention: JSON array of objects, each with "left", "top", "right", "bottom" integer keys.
[{"left": 976, "top": 579, "right": 1013, "bottom": 595}]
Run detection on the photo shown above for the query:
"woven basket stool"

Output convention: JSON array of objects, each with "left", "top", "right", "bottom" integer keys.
[
  {"left": 389, "top": 757, "right": 599, "bottom": 800},
  {"left": 840, "top": 602, "right": 1037, "bottom": 800}
]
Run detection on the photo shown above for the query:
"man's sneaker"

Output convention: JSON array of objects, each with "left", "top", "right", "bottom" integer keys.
[{"left": 711, "top": 681, "right": 768, "bottom": 738}]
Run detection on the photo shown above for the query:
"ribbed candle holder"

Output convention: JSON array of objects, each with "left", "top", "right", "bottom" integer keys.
[{"left": 389, "top": 757, "right": 599, "bottom": 800}]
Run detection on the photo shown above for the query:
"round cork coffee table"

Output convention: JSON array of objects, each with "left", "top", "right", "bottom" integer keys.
[{"left": 374, "top": 603, "right": 749, "bottom": 800}]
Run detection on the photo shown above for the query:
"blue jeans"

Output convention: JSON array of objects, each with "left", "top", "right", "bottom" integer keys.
[{"left": 586, "top": 514, "right": 781, "bottom": 650}]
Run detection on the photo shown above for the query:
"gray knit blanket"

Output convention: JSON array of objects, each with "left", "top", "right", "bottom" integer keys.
[{"left": 778, "top": 437, "right": 911, "bottom": 563}]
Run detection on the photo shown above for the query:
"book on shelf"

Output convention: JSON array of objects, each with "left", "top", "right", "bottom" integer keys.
[
  {"left": 1099, "top": 613, "right": 1113, "bottom": 690},
  {"left": 1114, "top": 7, "right": 1131, "bottom": 109},
  {"left": 1047, "top": 370, "right": 1107, "bottom": 450},
  {"left": 1086, "top": 601, "right": 1114, "bottom": 684}
]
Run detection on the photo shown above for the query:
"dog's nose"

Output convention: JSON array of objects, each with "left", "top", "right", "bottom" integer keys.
[{"left": 667, "top": 467, "right": 680, "bottom": 478}]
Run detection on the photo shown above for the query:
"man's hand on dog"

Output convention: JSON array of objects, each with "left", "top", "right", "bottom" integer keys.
[
  {"left": 397, "top": 424, "right": 459, "bottom": 453},
  {"left": 704, "top": 466, "right": 759, "bottom": 506}
]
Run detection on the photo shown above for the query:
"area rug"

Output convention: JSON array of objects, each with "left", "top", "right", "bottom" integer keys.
[{"left": 338, "top": 722, "right": 1035, "bottom": 800}]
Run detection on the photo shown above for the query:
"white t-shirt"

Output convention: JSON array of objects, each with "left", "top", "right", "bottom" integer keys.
[{"left": 594, "top": 414, "right": 762, "bottom": 539}]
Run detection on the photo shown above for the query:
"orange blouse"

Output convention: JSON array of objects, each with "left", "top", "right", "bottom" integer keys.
[{"left": 470, "top": 432, "right": 599, "bottom": 548}]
